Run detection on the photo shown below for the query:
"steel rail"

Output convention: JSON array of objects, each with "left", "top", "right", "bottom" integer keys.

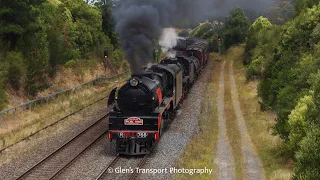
[
  {"left": 0, "top": 96, "right": 108, "bottom": 154},
  {"left": 128, "top": 142, "right": 158, "bottom": 180},
  {"left": 16, "top": 113, "right": 109, "bottom": 180},
  {"left": 95, "top": 155, "right": 121, "bottom": 180},
  {"left": 48, "top": 131, "right": 107, "bottom": 180}
]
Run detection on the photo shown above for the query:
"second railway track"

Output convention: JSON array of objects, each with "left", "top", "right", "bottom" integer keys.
[
  {"left": 95, "top": 155, "right": 143, "bottom": 180},
  {"left": 96, "top": 142, "right": 158, "bottom": 180},
  {"left": 16, "top": 113, "right": 109, "bottom": 180}
]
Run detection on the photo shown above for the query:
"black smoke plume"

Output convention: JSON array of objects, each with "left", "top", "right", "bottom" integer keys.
[
  {"left": 113, "top": 0, "right": 209, "bottom": 72},
  {"left": 113, "top": 0, "right": 276, "bottom": 72}
]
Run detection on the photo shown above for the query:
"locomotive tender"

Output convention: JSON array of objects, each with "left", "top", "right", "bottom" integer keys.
[{"left": 107, "top": 37, "right": 209, "bottom": 155}]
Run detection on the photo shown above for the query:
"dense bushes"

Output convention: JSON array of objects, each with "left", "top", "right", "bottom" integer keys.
[
  {"left": 244, "top": 1, "right": 320, "bottom": 178},
  {"left": 223, "top": 8, "right": 250, "bottom": 50},
  {"left": 294, "top": 0, "right": 320, "bottom": 15},
  {"left": 0, "top": 0, "right": 123, "bottom": 109},
  {"left": 0, "top": 80, "right": 7, "bottom": 110},
  {"left": 244, "top": 17, "right": 272, "bottom": 64},
  {"left": 293, "top": 125, "right": 320, "bottom": 180},
  {"left": 6, "top": 52, "right": 24, "bottom": 90}
]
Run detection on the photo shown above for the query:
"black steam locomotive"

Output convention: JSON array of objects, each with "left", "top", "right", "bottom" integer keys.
[{"left": 107, "top": 37, "right": 209, "bottom": 155}]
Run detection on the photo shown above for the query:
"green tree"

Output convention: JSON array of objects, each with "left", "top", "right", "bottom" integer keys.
[
  {"left": 287, "top": 95, "right": 315, "bottom": 152},
  {"left": 0, "top": 0, "right": 45, "bottom": 49},
  {"left": 190, "top": 22, "right": 223, "bottom": 52},
  {"left": 41, "top": 0, "right": 70, "bottom": 75},
  {"left": 6, "top": 51, "right": 24, "bottom": 90},
  {"left": 96, "top": 0, "right": 119, "bottom": 48},
  {"left": 0, "top": 79, "right": 7, "bottom": 110},
  {"left": 245, "top": 16, "right": 272, "bottom": 63},
  {"left": 294, "top": 0, "right": 320, "bottom": 16},
  {"left": 223, "top": 7, "right": 250, "bottom": 49},
  {"left": 293, "top": 125, "right": 320, "bottom": 180},
  {"left": 268, "top": 1, "right": 294, "bottom": 24},
  {"left": 190, "top": 23, "right": 212, "bottom": 38},
  {"left": 25, "top": 30, "right": 50, "bottom": 97},
  {"left": 249, "top": 3, "right": 320, "bottom": 138},
  {"left": 290, "top": 70, "right": 320, "bottom": 179},
  {"left": 0, "top": 0, "right": 121, "bottom": 100}
]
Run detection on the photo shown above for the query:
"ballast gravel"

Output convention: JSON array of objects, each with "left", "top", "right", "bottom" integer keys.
[
  {"left": 0, "top": 99, "right": 109, "bottom": 179},
  {"left": 138, "top": 60, "right": 214, "bottom": 180},
  {"left": 0, "top": 60, "right": 214, "bottom": 180}
]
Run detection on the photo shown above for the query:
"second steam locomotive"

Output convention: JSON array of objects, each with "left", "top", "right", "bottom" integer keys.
[{"left": 107, "top": 37, "right": 209, "bottom": 155}]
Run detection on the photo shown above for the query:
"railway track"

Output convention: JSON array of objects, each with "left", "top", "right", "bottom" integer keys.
[
  {"left": 16, "top": 113, "right": 109, "bottom": 180},
  {"left": 0, "top": 96, "right": 108, "bottom": 154},
  {"left": 128, "top": 154, "right": 148, "bottom": 180},
  {"left": 96, "top": 142, "right": 158, "bottom": 180},
  {"left": 95, "top": 155, "right": 121, "bottom": 180},
  {"left": 95, "top": 155, "right": 143, "bottom": 180}
]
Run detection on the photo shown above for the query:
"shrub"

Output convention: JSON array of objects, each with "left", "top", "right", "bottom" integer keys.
[
  {"left": 8, "top": 65, "right": 23, "bottom": 90},
  {"left": 111, "top": 49, "right": 125, "bottom": 69},
  {"left": 6, "top": 51, "right": 25, "bottom": 90},
  {"left": 246, "top": 56, "right": 263, "bottom": 80},
  {"left": 287, "top": 95, "right": 314, "bottom": 153},
  {"left": 25, "top": 31, "right": 50, "bottom": 97},
  {"left": 65, "top": 59, "right": 77, "bottom": 68},
  {"left": 190, "top": 23, "right": 212, "bottom": 37},
  {"left": 0, "top": 80, "right": 7, "bottom": 110},
  {"left": 223, "top": 7, "right": 250, "bottom": 49},
  {"left": 293, "top": 125, "right": 320, "bottom": 180},
  {"left": 245, "top": 16, "right": 272, "bottom": 64},
  {"left": 64, "top": 48, "right": 81, "bottom": 61}
]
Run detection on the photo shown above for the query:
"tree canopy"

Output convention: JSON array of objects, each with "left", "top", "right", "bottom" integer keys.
[
  {"left": 244, "top": 1, "right": 320, "bottom": 178},
  {"left": 223, "top": 7, "right": 250, "bottom": 49},
  {"left": 0, "top": 0, "right": 122, "bottom": 107}
]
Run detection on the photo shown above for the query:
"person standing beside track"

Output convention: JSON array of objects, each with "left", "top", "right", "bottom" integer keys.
[{"left": 103, "top": 49, "right": 109, "bottom": 72}]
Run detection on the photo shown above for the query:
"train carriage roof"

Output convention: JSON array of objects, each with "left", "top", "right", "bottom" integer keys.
[
  {"left": 186, "top": 46, "right": 204, "bottom": 52},
  {"left": 151, "top": 64, "right": 181, "bottom": 78},
  {"left": 177, "top": 55, "right": 198, "bottom": 63}
]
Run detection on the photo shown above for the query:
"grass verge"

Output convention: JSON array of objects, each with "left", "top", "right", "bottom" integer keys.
[
  {"left": 0, "top": 74, "right": 128, "bottom": 151},
  {"left": 224, "top": 60, "right": 245, "bottom": 180},
  {"left": 176, "top": 56, "right": 219, "bottom": 180},
  {"left": 226, "top": 46, "right": 292, "bottom": 180}
]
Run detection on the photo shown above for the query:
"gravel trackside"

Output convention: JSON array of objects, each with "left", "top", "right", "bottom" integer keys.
[
  {"left": 137, "top": 60, "right": 214, "bottom": 180},
  {"left": 0, "top": 99, "right": 109, "bottom": 180}
]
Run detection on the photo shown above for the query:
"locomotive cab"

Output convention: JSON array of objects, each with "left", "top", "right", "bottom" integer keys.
[{"left": 151, "top": 63, "right": 183, "bottom": 108}]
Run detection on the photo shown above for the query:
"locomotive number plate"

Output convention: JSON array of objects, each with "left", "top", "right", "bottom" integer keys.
[
  {"left": 124, "top": 117, "right": 144, "bottom": 125},
  {"left": 137, "top": 132, "right": 148, "bottom": 138}
]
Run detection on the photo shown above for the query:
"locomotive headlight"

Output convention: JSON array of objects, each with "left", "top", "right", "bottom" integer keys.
[{"left": 129, "top": 77, "right": 139, "bottom": 87}]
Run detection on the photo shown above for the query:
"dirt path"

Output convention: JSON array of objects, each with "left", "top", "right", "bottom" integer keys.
[
  {"left": 229, "top": 61, "right": 265, "bottom": 180},
  {"left": 214, "top": 61, "right": 236, "bottom": 180}
]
